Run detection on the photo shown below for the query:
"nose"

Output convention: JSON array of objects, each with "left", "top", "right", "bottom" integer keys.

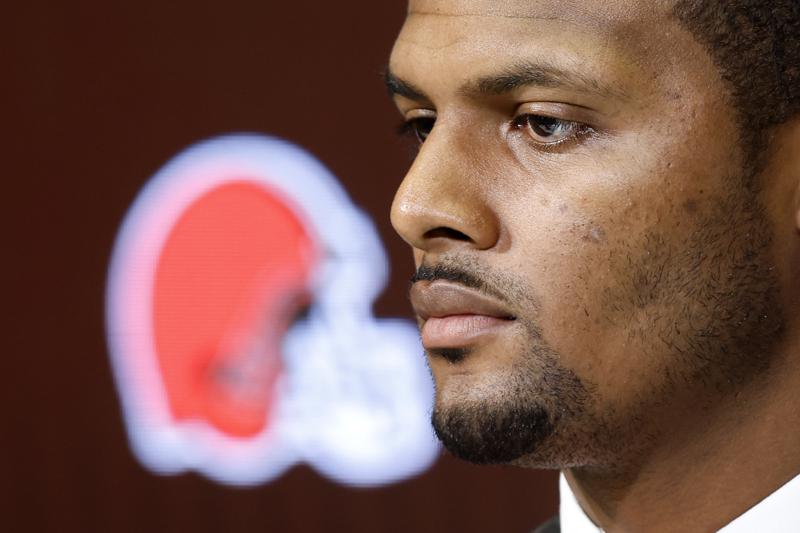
[{"left": 390, "top": 127, "right": 500, "bottom": 255}]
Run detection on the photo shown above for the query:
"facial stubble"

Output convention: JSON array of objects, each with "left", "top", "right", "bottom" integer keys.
[
  {"left": 418, "top": 261, "right": 592, "bottom": 466},
  {"left": 424, "top": 171, "right": 785, "bottom": 469},
  {"left": 430, "top": 321, "right": 590, "bottom": 465}
]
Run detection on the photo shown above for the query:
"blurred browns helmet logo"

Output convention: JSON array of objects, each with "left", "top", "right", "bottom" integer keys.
[{"left": 106, "top": 134, "right": 438, "bottom": 486}]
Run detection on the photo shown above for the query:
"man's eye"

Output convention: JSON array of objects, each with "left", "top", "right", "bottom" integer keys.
[
  {"left": 399, "top": 116, "right": 436, "bottom": 144},
  {"left": 513, "top": 114, "right": 587, "bottom": 145}
]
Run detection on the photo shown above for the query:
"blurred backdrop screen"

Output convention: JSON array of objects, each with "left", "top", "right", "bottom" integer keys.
[{"left": 7, "top": 2, "right": 557, "bottom": 532}]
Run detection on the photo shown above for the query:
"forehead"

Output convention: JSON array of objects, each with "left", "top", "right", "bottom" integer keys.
[
  {"left": 392, "top": 0, "right": 700, "bottom": 100},
  {"left": 407, "top": 0, "right": 665, "bottom": 27}
]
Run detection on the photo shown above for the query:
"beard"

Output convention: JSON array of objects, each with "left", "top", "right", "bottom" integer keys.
[
  {"left": 432, "top": 399, "right": 553, "bottom": 465},
  {"left": 418, "top": 168, "right": 786, "bottom": 468},
  {"left": 417, "top": 261, "right": 594, "bottom": 466},
  {"left": 429, "top": 335, "right": 586, "bottom": 465}
]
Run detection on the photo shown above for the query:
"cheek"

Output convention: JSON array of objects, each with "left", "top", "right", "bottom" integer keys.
[
  {"left": 489, "top": 109, "right": 739, "bottom": 400},
  {"left": 533, "top": 215, "right": 620, "bottom": 354},
  {"left": 500, "top": 192, "right": 683, "bottom": 401},
  {"left": 536, "top": 233, "right": 656, "bottom": 407}
]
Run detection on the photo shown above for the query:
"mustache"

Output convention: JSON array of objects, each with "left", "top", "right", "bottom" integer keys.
[
  {"left": 411, "top": 263, "right": 484, "bottom": 291},
  {"left": 410, "top": 262, "right": 511, "bottom": 305}
]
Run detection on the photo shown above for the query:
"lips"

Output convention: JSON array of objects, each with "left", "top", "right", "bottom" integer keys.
[{"left": 409, "top": 280, "right": 515, "bottom": 350}]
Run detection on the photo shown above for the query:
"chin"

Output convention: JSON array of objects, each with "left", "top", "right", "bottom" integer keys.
[
  {"left": 430, "top": 386, "right": 555, "bottom": 465},
  {"left": 427, "top": 345, "right": 600, "bottom": 467}
]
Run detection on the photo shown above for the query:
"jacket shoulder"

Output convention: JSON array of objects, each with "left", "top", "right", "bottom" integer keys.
[{"left": 531, "top": 516, "right": 560, "bottom": 533}]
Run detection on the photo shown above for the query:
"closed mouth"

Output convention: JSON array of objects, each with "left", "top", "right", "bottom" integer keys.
[{"left": 409, "top": 280, "right": 515, "bottom": 349}]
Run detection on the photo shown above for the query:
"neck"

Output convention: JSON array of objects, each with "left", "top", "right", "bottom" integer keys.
[{"left": 565, "top": 349, "right": 800, "bottom": 532}]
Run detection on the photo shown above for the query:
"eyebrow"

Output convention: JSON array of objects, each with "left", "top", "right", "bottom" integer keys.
[
  {"left": 468, "top": 61, "right": 624, "bottom": 99},
  {"left": 385, "top": 61, "right": 626, "bottom": 102},
  {"left": 384, "top": 69, "right": 430, "bottom": 101}
]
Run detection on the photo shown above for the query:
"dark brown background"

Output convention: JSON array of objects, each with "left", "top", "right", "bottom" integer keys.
[{"left": 5, "top": 2, "right": 558, "bottom": 532}]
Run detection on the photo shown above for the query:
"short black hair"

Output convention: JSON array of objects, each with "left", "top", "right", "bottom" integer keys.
[{"left": 674, "top": 1, "right": 800, "bottom": 140}]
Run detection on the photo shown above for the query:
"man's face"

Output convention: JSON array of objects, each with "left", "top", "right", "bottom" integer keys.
[{"left": 389, "top": 0, "right": 787, "bottom": 467}]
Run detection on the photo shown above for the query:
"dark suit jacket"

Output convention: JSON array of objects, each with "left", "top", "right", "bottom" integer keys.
[{"left": 532, "top": 516, "right": 560, "bottom": 533}]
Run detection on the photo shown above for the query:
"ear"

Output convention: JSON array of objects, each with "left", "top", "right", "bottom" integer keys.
[
  {"left": 757, "top": 117, "right": 800, "bottom": 312},
  {"left": 759, "top": 117, "right": 800, "bottom": 235},
  {"left": 742, "top": 118, "right": 800, "bottom": 289},
  {"left": 782, "top": 119, "right": 800, "bottom": 235}
]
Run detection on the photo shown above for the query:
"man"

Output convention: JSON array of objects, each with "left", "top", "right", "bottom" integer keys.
[{"left": 386, "top": 1, "right": 800, "bottom": 531}]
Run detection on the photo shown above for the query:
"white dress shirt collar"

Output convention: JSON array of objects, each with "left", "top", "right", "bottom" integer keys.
[{"left": 559, "top": 471, "right": 800, "bottom": 532}]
